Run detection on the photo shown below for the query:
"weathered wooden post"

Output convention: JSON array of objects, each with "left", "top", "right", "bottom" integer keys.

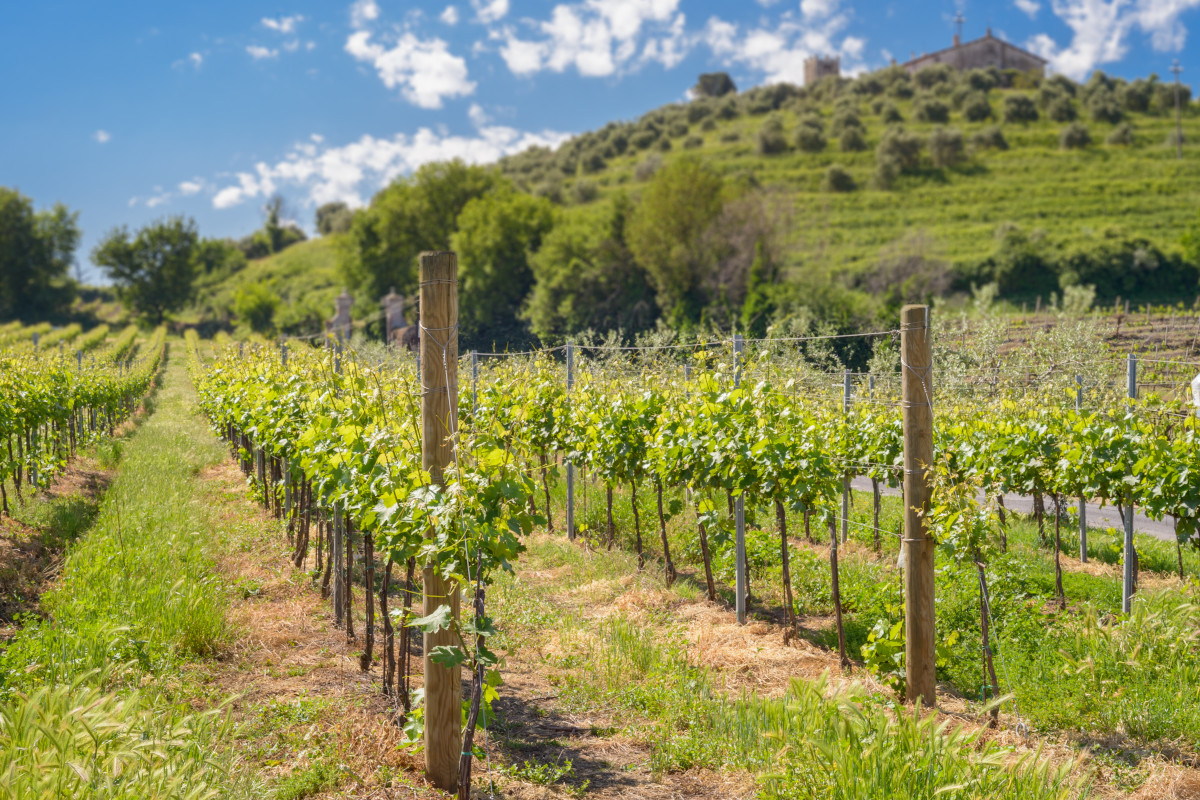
[
  {"left": 566, "top": 342, "right": 575, "bottom": 541},
  {"left": 734, "top": 334, "right": 747, "bottom": 624},
  {"left": 1076, "top": 375, "right": 1087, "bottom": 563},
  {"left": 841, "top": 369, "right": 851, "bottom": 544},
  {"left": 420, "top": 251, "right": 461, "bottom": 791},
  {"left": 1123, "top": 353, "right": 1137, "bottom": 614},
  {"left": 901, "top": 305, "right": 935, "bottom": 707}
]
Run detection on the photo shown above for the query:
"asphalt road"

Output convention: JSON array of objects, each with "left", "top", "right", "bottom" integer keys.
[{"left": 848, "top": 476, "right": 1177, "bottom": 543}]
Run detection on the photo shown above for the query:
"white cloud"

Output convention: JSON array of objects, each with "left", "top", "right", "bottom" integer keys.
[
  {"left": 1031, "top": 0, "right": 1200, "bottom": 79},
  {"left": 468, "top": 102, "right": 491, "bottom": 125},
  {"left": 472, "top": 0, "right": 510, "bottom": 24},
  {"left": 283, "top": 39, "right": 301, "bottom": 52},
  {"left": 178, "top": 179, "right": 205, "bottom": 195},
  {"left": 189, "top": 51, "right": 204, "bottom": 67},
  {"left": 1015, "top": 0, "right": 1041, "bottom": 18},
  {"left": 801, "top": 0, "right": 839, "bottom": 19},
  {"left": 262, "top": 15, "right": 304, "bottom": 34},
  {"left": 247, "top": 45, "right": 279, "bottom": 59},
  {"left": 93, "top": 129, "right": 111, "bottom": 144},
  {"left": 345, "top": 30, "right": 475, "bottom": 108},
  {"left": 209, "top": 124, "right": 571, "bottom": 210},
  {"left": 350, "top": 0, "right": 380, "bottom": 28},
  {"left": 703, "top": 11, "right": 864, "bottom": 85},
  {"left": 441, "top": 5, "right": 460, "bottom": 25},
  {"left": 498, "top": 0, "right": 687, "bottom": 78}
]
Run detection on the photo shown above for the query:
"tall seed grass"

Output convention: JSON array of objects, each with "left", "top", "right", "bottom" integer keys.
[{"left": 566, "top": 617, "right": 1082, "bottom": 799}]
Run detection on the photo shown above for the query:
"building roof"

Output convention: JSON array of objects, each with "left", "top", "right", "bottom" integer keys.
[{"left": 901, "top": 30, "right": 1048, "bottom": 69}]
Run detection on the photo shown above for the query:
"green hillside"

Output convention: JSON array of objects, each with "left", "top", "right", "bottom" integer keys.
[
  {"left": 496, "top": 73, "right": 1199, "bottom": 279},
  {"left": 185, "top": 235, "right": 343, "bottom": 334},
  {"left": 191, "top": 68, "right": 1200, "bottom": 342}
]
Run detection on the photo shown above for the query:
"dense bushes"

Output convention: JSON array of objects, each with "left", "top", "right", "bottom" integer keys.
[
  {"left": 968, "top": 225, "right": 1199, "bottom": 303},
  {"left": 1060, "top": 123, "right": 1091, "bottom": 149}
]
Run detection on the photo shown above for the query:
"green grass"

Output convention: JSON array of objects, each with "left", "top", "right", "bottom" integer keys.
[
  {"left": 505, "top": 88, "right": 1200, "bottom": 279},
  {"left": 0, "top": 349, "right": 263, "bottom": 799},
  {"left": 186, "top": 236, "right": 343, "bottom": 333},
  {"left": 530, "top": 471, "right": 1200, "bottom": 777}
]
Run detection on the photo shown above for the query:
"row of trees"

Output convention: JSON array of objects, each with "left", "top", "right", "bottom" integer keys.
[{"left": 337, "top": 157, "right": 800, "bottom": 348}]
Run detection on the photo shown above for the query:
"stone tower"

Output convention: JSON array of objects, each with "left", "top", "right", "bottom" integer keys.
[{"left": 804, "top": 55, "right": 840, "bottom": 85}]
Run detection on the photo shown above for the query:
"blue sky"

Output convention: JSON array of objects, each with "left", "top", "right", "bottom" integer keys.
[{"left": 2, "top": 0, "right": 1197, "bottom": 282}]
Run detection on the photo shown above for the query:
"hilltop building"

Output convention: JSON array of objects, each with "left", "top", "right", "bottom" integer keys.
[
  {"left": 804, "top": 55, "right": 840, "bottom": 84},
  {"left": 902, "top": 27, "right": 1046, "bottom": 76}
]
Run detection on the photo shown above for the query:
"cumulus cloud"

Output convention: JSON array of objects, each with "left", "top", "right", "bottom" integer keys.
[
  {"left": 498, "top": 0, "right": 687, "bottom": 77},
  {"left": 472, "top": 0, "right": 510, "bottom": 24},
  {"left": 800, "top": 0, "right": 839, "bottom": 19},
  {"left": 262, "top": 15, "right": 304, "bottom": 33},
  {"left": 703, "top": 9, "right": 864, "bottom": 85},
  {"left": 247, "top": 45, "right": 279, "bottom": 59},
  {"left": 350, "top": 0, "right": 380, "bottom": 28},
  {"left": 345, "top": 29, "right": 475, "bottom": 107},
  {"left": 189, "top": 52, "right": 204, "bottom": 67},
  {"left": 1015, "top": 0, "right": 1041, "bottom": 18},
  {"left": 93, "top": 129, "right": 111, "bottom": 144},
  {"left": 441, "top": 5, "right": 460, "bottom": 24},
  {"left": 178, "top": 179, "right": 205, "bottom": 195},
  {"left": 1031, "top": 0, "right": 1200, "bottom": 79},
  {"left": 209, "top": 123, "right": 572, "bottom": 210}
]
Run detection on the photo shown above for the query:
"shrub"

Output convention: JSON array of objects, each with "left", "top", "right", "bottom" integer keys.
[
  {"left": 795, "top": 125, "right": 826, "bottom": 153},
  {"left": 656, "top": 137, "right": 672, "bottom": 151},
  {"left": 1047, "top": 97, "right": 1077, "bottom": 122},
  {"left": 1003, "top": 94, "right": 1039, "bottom": 123},
  {"left": 1119, "top": 78, "right": 1154, "bottom": 113},
  {"left": 878, "top": 127, "right": 923, "bottom": 171},
  {"left": 700, "top": 118, "right": 718, "bottom": 131},
  {"left": 798, "top": 113, "right": 825, "bottom": 133},
  {"left": 839, "top": 126, "right": 868, "bottom": 152},
  {"left": 1060, "top": 122, "right": 1091, "bottom": 149},
  {"left": 579, "top": 148, "right": 606, "bottom": 173},
  {"left": 634, "top": 155, "right": 662, "bottom": 182},
  {"left": 630, "top": 130, "right": 658, "bottom": 150},
  {"left": 913, "top": 96, "right": 950, "bottom": 123},
  {"left": 570, "top": 179, "right": 599, "bottom": 204},
  {"left": 914, "top": 64, "right": 955, "bottom": 90},
  {"left": 233, "top": 284, "right": 280, "bottom": 334},
  {"left": 720, "top": 130, "right": 741, "bottom": 143},
  {"left": 687, "top": 101, "right": 713, "bottom": 123},
  {"left": 887, "top": 81, "right": 914, "bottom": 100},
  {"left": 822, "top": 164, "right": 857, "bottom": 192},
  {"left": 756, "top": 115, "right": 789, "bottom": 155},
  {"left": 852, "top": 75, "right": 885, "bottom": 96},
  {"left": 715, "top": 99, "right": 740, "bottom": 120},
  {"left": 928, "top": 126, "right": 965, "bottom": 167},
  {"left": 1088, "top": 92, "right": 1124, "bottom": 123},
  {"left": 830, "top": 109, "right": 862, "bottom": 137},
  {"left": 683, "top": 135, "right": 704, "bottom": 149},
  {"left": 962, "top": 68, "right": 998, "bottom": 92},
  {"left": 1045, "top": 73, "right": 1077, "bottom": 97},
  {"left": 879, "top": 102, "right": 904, "bottom": 123},
  {"left": 970, "top": 125, "right": 1008, "bottom": 150},
  {"left": 668, "top": 121, "right": 689, "bottom": 138},
  {"left": 609, "top": 132, "right": 629, "bottom": 154},
  {"left": 1106, "top": 122, "right": 1135, "bottom": 145},
  {"left": 962, "top": 93, "right": 994, "bottom": 122}
]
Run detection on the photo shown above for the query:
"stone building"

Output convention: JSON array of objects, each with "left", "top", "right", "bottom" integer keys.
[
  {"left": 902, "top": 29, "right": 1046, "bottom": 77},
  {"left": 804, "top": 55, "right": 840, "bottom": 85}
]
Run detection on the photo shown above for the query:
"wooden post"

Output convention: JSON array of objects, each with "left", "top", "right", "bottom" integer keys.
[
  {"left": 733, "top": 334, "right": 747, "bottom": 625},
  {"left": 1076, "top": 375, "right": 1087, "bottom": 563},
  {"left": 901, "top": 305, "right": 935, "bottom": 706},
  {"left": 566, "top": 342, "right": 575, "bottom": 541},
  {"left": 841, "top": 369, "right": 851, "bottom": 544},
  {"left": 420, "top": 251, "right": 461, "bottom": 792},
  {"left": 1123, "top": 353, "right": 1136, "bottom": 614}
]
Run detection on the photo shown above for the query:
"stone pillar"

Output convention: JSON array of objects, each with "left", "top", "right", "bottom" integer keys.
[
  {"left": 330, "top": 289, "right": 353, "bottom": 340},
  {"left": 382, "top": 287, "right": 407, "bottom": 347}
]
